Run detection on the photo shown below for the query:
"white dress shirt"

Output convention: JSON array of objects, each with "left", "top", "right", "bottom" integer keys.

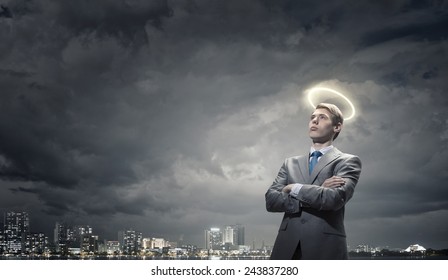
[{"left": 289, "top": 145, "right": 334, "bottom": 198}]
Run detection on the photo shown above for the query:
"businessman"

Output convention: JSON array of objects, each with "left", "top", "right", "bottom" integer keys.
[{"left": 265, "top": 103, "right": 361, "bottom": 259}]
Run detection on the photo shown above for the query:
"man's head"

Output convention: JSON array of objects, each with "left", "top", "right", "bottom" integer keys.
[{"left": 309, "top": 103, "right": 344, "bottom": 143}]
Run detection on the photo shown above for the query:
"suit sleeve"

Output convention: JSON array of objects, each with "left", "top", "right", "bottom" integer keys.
[
  {"left": 297, "top": 155, "right": 362, "bottom": 211},
  {"left": 265, "top": 160, "right": 301, "bottom": 213}
]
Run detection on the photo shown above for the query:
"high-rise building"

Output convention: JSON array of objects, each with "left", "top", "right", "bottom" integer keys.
[
  {"left": 204, "top": 228, "right": 223, "bottom": 250},
  {"left": 54, "top": 222, "right": 69, "bottom": 254},
  {"left": 74, "top": 225, "right": 93, "bottom": 237},
  {"left": 356, "top": 244, "right": 370, "bottom": 253},
  {"left": 205, "top": 225, "right": 245, "bottom": 250},
  {"left": 118, "top": 229, "right": 142, "bottom": 255},
  {"left": 77, "top": 226, "right": 96, "bottom": 254},
  {"left": 106, "top": 241, "right": 120, "bottom": 255},
  {"left": 223, "top": 224, "right": 245, "bottom": 246},
  {"left": 142, "top": 237, "right": 169, "bottom": 250},
  {"left": 24, "top": 233, "right": 48, "bottom": 255},
  {"left": 4, "top": 211, "right": 30, "bottom": 254},
  {"left": 0, "top": 222, "right": 4, "bottom": 255},
  {"left": 80, "top": 235, "right": 98, "bottom": 254},
  {"left": 153, "top": 238, "right": 169, "bottom": 249},
  {"left": 232, "top": 224, "right": 245, "bottom": 246},
  {"left": 73, "top": 225, "right": 95, "bottom": 253},
  {"left": 223, "top": 226, "right": 234, "bottom": 244},
  {"left": 53, "top": 223, "right": 95, "bottom": 254}
]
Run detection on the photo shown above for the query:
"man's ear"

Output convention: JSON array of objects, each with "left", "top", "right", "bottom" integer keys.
[{"left": 334, "top": 122, "right": 342, "bottom": 133}]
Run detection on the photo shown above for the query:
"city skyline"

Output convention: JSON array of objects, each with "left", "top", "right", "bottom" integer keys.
[
  {"left": 1, "top": 211, "right": 443, "bottom": 253},
  {"left": 2, "top": 211, "right": 247, "bottom": 251},
  {"left": 1, "top": 1, "right": 447, "bottom": 250}
]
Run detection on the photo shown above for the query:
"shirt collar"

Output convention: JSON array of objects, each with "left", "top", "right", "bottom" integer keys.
[{"left": 310, "top": 145, "right": 334, "bottom": 156}]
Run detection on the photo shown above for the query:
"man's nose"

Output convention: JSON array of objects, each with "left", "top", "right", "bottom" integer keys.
[{"left": 311, "top": 117, "right": 318, "bottom": 124}]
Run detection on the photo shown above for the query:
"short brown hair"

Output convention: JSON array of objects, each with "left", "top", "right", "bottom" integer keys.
[{"left": 316, "top": 103, "right": 344, "bottom": 140}]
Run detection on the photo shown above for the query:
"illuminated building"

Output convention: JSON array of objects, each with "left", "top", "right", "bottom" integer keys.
[
  {"left": 81, "top": 235, "right": 98, "bottom": 254},
  {"left": 204, "top": 228, "right": 223, "bottom": 250},
  {"left": 118, "top": 229, "right": 142, "bottom": 255},
  {"left": 206, "top": 224, "right": 245, "bottom": 251},
  {"left": 228, "top": 224, "right": 245, "bottom": 246},
  {"left": 24, "top": 233, "right": 48, "bottom": 255},
  {"left": 54, "top": 222, "right": 69, "bottom": 254},
  {"left": 223, "top": 226, "right": 234, "bottom": 245},
  {"left": 235, "top": 224, "right": 245, "bottom": 245},
  {"left": 106, "top": 241, "right": 120, "bottom": 254},
  {"left": 152, "top": 237, "right": 168, "bottom": 249},
  {"left": 142, "top": 237, "right": 171, "bottom": 253},
  {"left": 73, "top": 225, "right": 96, "bottom": 254},
  {"left": 4, "top": 211, "right": 30, "bottom": 254},
  {"left": 355, "top": 244, "right": 370, "bottom": 253},
  {"left": 74, "top": 225, "right": 93, "bottom": 238},
  {"left": 0, "top": 223, "right": 4, "bottom": 254}
]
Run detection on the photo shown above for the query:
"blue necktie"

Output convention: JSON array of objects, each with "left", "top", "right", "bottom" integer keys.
[{"left": 309, "top": 151, "right": 322, "bottom": 174}]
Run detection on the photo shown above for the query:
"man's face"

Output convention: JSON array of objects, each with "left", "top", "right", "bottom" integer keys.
[{"left": 308, "top": 108, "right": 340, "bottom": 143}]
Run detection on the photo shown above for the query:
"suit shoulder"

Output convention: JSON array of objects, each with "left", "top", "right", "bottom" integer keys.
[
  {"left": 333, "top": 148, "right": 358, "bottom": 158},
  {"left": 284, "top": 155, "right": 306, "bottom": 162},
  {"left": 333, "top": 147, "right": 361, "bottom": 161},
  {"left": 339, "top": 152, "right": 362, "bottom": 167},
  {"left": 340, "top": 152, "right": 360, "bottom": 159}
]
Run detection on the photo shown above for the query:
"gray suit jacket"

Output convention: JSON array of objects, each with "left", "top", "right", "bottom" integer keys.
[{"left": 265, "top": 147, "right": 361, "bottom": 260}]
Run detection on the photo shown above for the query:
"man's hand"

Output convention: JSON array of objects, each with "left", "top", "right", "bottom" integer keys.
[
  {"left": 282, "top": 177, "right": 345, "bottom": 193},
  {"left": 282, "top": 184, "right": 295, "bottom": 193},
  {"left": 322, "top": 176, "right": 346, "bottom": 188}
]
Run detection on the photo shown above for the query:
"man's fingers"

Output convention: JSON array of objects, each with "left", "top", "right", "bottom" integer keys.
[
  {"left": 330, "top": 176, "right": 345, "bottom": 184},
  {"left": 322, "top": 176, "right": 346, "bottom": 188}
]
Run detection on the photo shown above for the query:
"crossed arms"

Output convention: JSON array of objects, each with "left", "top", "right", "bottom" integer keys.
[{"left": 265, "top": 155, "right": 361, "bottom": 213}]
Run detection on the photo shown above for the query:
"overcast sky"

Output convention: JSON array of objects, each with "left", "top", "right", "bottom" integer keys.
[{"left": 1, "top": 0, "right": 447, "bottom": 250}]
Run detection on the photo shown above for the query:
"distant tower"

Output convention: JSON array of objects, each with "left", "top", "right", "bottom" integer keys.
[
  {"left": 232, "top": 224, "right": 245, "bottom": 246},
  {"left": 118, "top": 229, "right": 142, "bottom": 255},
  {"left": 223, "top": 226, "right": 234, "bottom": 245},
  {"left": 80, "top": 235, "right": 98, "bottom": 254},
  {"left": 75, "top": 225, "right": 97, "bottom": 254},
  {"left": 74, "top": 225, "right": 93, "bottom": 237},
  {"left": 4, "top": 211, "right": 30, "bottom": 254},
  {"left": 54, "top": 222, "right": 69, "bottom": 255},
  {"left": 72, "top": 225, "right": 95, "bottom": 252},
  {"left": 204, "top": 228, "right": 223, "bottom": 250},
  {"left": 24, "top": 233, "right": 48, "bottom": 255},
  {"left": 0, "top": 221, "right": 4, "bottom": 254}
]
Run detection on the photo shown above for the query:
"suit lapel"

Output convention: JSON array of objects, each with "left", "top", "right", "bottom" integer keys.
[
  {"left": 309, "top": 147, "right": 342, "bottom": 183},
  {"left": 298, "top": 155, "right": 309, "bottom": 182}
]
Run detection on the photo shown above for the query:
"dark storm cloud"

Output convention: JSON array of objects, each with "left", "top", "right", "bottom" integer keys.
[
  {"left": 1, "top": 0, "right": 448, "bottom": 248},
  {"left": 0, "top": 5, "right": 12, "bottom": 18},
  {"left": 360, "top": 10, "right": 448, "bottom": 46},
  {"left": 0, "top": 0, "right": 176, "bottom": 215},
  {"left": 5, "top": 0, "right": 173, "bottom": 42}
]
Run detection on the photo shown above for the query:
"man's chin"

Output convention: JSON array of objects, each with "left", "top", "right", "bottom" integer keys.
[
  {"left": 309, "top": 132, "right": 321, "bottom": 139},
  {"left": 310, "top": 136, "right": 331, "bottom": 144}
]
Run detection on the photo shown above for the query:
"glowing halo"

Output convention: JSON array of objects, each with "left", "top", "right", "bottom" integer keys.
[{"left": 306, "top": 87, "right": 356, "bottom": 120}]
